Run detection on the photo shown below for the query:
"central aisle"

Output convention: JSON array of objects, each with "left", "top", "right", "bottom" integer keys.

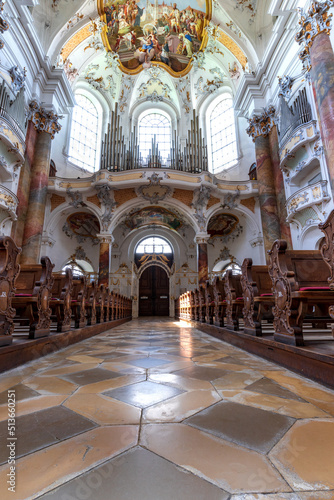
[{"left": 0, "top": 318, "right": 334, "bottom": 499}]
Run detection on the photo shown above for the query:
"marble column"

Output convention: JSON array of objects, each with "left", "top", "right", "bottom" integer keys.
[
  {"left": 269, "top": 124, "right": 292, "bottom": 248},
  {"left": 247, "top": 107, "right": 281, "bottom": 259},
  {"left": 11, "top": 120, "right": 37, "bottom": 247},
  {"left": 21, "top": 101, "right": 61, "bottom": 264},
  {"left": 296, "top": 1, "right": 334, "bottom": 195},
  {"left": 196, "top": 235, "right": 210, "bottom": 285},
  {"left": 98, "top": 235, "right": 112, "bottom": 286}
]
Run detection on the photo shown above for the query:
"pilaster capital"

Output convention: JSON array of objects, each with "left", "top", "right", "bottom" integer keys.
[
  {"left": 195, "top": 233, "right": 210, "bottom": 244},
  {"left": 97, "top": 233, "right": 114, "bottom": 245},
  {"left": 295, "top": 1, "right": 333, "bottom": 73},
  {"left": 246, "top": 106, "right": 277, "bottom": 141},
  {"left": 27, "top": 100, "right": 62, "bottom": 139}
]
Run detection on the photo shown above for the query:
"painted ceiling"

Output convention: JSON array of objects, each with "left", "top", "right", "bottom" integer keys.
[{"left": 24, "top": 0, "right": 278, "bottom": 116}]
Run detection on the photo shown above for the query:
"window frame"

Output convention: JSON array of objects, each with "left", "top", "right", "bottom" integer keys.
[
  {"left": 135, "top": 236, "right": 173, "bottom": 255},
  {"left": 68, "top": 92, "right": 102, "bottom": 172},
  {"left": 206, "top": 93, "right": 238, "bottom": 174},
  {"left": 138, "top": 110, "right": 172, "bottom": 166}
]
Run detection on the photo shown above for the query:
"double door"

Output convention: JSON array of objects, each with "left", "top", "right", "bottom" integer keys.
[{"left": 139, "top": 266, "right": 169, "bottom": 316}]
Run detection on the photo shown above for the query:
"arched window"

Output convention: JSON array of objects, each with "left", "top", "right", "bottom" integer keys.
[
  {"left": 138, "top": 112, "right": 171, "bottom": 165},
  {"left": 68, "top": 93, "right": 101, "bottom": 171},
  {"left": 222, "top": 262, "right": 242, "bottom": 275},
  {"left": 209, "top": 94, "right": 237, "bottom": 174},
  {"left": 136, "top": 236, "right": 172, "bottom": 254}
]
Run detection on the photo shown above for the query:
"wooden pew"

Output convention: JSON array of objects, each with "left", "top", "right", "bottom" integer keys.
[
  {"left": 198, "top": 285, "right": 206, "bottom": 323},
  {"left": 224, "top": 270, "right": 244, "bottom": 331},
  {"left": 103, "top": 287, "right": 110, "bottom": 322},
  {"left": 71, "top": 275, "right": 87, "bottom": 328},
  {"left": 0, "top": 236, "right": 21, "bottom": 346},
  {"left": 204, "top": 281, "right": 215, "bottom": 324},
  {"left": 95, "top": 284, "right": 107, "bottom": 323},
  {"left": 12, "top": 256, "right": 54, "bottom": 338},
  {"left": 49, "top": 268, "right": 73, "bottom": 332},
  {"left": 85, "top": 281, "right": 97, "bottom": 326},
  {"left": 319, "top": 209, "right": 334, "bottom": 291},
  {"left": 175, "top": 296, "right": 180, "bottom": 320},
  {"left": 240, "top": 258, "right": 274, "bottom": 336},
  {"left": 268, "top": 239, "right": 334, "bottom": 345},
  {"left": 212, "top": 276, "right": 226, "bottom": 327},
  {"left": 193, "top": 288, "right": 200, "bottom": 321}
]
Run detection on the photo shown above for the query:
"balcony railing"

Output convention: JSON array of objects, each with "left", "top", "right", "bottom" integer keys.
[{"left": 286, "top": 180, "right": 330, "bottom": 221}]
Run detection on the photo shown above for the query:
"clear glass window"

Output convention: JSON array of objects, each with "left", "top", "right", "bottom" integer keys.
[
  {"left": 136, "top": 236, "right": 172, "bottom": 254},
  {"left": 210, "top": 95, "right": 237, "bottom": 173},
  {"left": 138, "top": 112, "right": 171, "bottom": 164},
  {"left": 68, "top": 94, "right": 100, "bottom": 171}
]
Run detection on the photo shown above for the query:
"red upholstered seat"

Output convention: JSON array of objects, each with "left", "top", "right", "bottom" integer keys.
[
  {"left": 260, "top": 293, "right": 273, "bottom": 296},
  {"left": 299, "top": 287, "right": 330, "bottom": 291},
  {"left": 236, "top": 297, "right": 243, "bottom": 300}
]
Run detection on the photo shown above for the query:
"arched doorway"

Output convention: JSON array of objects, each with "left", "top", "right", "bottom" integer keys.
[{"left": 139, "top": 266, "right": 169, "bottom": 316}]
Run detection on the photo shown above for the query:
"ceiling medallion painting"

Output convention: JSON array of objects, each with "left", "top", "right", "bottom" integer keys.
[
  {"left": 63, "top": 212, "right": 100, "bottom": 244},
  {"left": 124, "top": 206, "right": 182, "bottom": 230},
  {"left": 207, "top": 212, "right": 240, "bottom": 239},
  {"left": 98, "top": 0, "right": 211, "bottom": 74}
]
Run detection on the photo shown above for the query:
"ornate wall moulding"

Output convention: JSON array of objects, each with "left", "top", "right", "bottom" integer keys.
[
  {"left": 136, "top": 172, "right": 173, "bottom": 204},
  {"left": 98, "top": 0, "right": 212, "bottom": 76}
]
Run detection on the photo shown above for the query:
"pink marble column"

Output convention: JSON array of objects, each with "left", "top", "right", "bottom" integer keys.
[
  {"left": 296, "top": 2, "right": 334, "bottom": 195},
  {"left": 196, "top": 235, "right": 209, "bottom": 285},
  {"left": 98, "top": 236, "right": 111, "bottom": 286},
  {"left": 11, "top": 121, "right": 37, "bottom": 248},
  {"left": 269, "top": 125, "right": 292, "bottom": 249},
  {"left": 247, "top": 108, "right": 281, "bottom": 259},
  {"left": 21, "top": 102, "right": 61, "bottom": 264}
]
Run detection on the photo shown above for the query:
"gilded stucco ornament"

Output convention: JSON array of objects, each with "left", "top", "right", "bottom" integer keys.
[
  {"left": 295, "top": 1, "right": 333, "bottom": 74},
  {"left": 246, "top": 106, "right": 277, "bottom": 141},
  {"left": 27, "top": 101, "right": 62, "bottom": 139},
  {"left": 137, "top": 172, "right": 172, "bottom": 204}
]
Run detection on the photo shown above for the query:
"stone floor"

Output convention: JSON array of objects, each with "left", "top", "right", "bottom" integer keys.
[{"left": 0, "top": 318, "right": 334, "bottom": 500}]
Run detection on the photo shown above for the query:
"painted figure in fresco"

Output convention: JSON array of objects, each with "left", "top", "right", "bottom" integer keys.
[
  {"left": 103, "top": 0, "right": 205, "bottom": 71},
  {"left": 179, "top": 31, "right": 193, "bottom": 57}
]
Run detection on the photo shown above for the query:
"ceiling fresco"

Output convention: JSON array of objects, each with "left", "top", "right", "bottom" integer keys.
[
  {"left": 124, "top": 206, "right": 183, "bottom": 230},
  {"left": 63, "top": 212, "right": 101, "bottom": 244},
  {"left": 207, "top": 212, "right": 239, "bottom": 238},
  {"left": 98, "top": 0, "right": 211, "bottom": 74}
]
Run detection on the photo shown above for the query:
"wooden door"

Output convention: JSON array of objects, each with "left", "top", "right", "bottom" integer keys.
[{"left": 139, "top": 266, "right": 169, "bottom": 316}]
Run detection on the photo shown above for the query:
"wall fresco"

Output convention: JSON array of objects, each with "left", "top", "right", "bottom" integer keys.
[{"left": 124, "top": 206, "right": 183, "bottom": 230}]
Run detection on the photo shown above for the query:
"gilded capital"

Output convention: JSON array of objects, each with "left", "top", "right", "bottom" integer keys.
[
  {"left": 27, "top": 100, "right": 62, "bottom": 139},
  {"left": 295, "top": 1, "right": 333, "bottom": 73},
  {"left": 246, "top": 106, "right": 276, "bottom": 141}
]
